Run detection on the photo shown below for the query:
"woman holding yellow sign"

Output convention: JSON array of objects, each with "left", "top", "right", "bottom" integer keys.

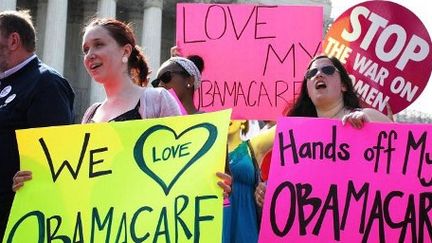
[{"left": 13, "top": 18, "right": 231, "bottom": 199}]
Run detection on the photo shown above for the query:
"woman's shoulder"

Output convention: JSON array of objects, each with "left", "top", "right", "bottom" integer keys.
[
  {"left": 81, "top": 103, "right": 102, "bottom": 124},
  {"left": 360, "top": 108, "right": 392, "bottom": 122},
  {"left": 139, "top": 87, "right": 181, "bottom": 118},
  {"left": 229, "top": 141, "right": 250, "bottom": 159},
  {"left": 140, "top": 86, "right": 166, "bottom": 95},
  {"left": 139, "top": 87, "right": 175, "bottom": 104}
]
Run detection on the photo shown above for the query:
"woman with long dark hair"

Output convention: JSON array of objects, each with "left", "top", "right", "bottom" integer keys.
[{"left": 255, "top": 54, "right": 391, "bottom": 207}]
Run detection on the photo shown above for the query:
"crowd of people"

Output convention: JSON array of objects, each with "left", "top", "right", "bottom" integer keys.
[{"left": 1, "top": 9, "right": 394, "bottom": 242}]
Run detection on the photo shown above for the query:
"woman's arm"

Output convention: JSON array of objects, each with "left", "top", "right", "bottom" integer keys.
[
  {"left": 249, "top": 126, "right": 276, "bottom": 166},
  {"left": 342, "top": 108, "right": 392, "bottom": 128}
]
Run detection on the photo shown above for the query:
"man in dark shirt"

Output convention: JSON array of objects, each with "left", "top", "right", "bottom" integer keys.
[{"left": 0, "top": 10, "right": 75, "bottom": 239}]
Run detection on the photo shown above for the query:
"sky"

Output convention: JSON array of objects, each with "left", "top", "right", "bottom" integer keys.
[{"left": 330, "top": 0, "right": 431, "bottom": 115}]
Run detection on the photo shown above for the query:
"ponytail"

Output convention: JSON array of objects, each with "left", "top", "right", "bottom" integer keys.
[
  {"left": 128, "top": 45, "right": 150, "bottom": 86},
  {"left": 187, "top": 55, "right": 204, "bottom": 73}
]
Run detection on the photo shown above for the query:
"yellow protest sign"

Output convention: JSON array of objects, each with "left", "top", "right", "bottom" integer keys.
[{"left": 3, "top": 110, "right": 231, "bottom": 243}]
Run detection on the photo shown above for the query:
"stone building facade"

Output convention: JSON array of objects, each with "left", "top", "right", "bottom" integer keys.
[{"left": 0, "top": 0, "right": 331, "bottom": 121}]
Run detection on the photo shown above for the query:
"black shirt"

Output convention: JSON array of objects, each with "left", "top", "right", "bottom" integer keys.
[{"left": 0, "top": 57, "right": 74, "bottom": 237}]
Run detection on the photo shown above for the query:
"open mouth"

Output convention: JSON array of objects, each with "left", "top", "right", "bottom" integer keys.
[
  {"left": 315, "top": 81, "right": 327, "bottom": 89},
  {"left": 90, "top": 63, "right": 102, "bottom": 70}
]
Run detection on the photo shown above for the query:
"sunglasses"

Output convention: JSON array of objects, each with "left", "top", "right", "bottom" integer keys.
[
  {"left": 151, "top": 71, "right": 188, "bottom": 87},
  {"left": 305, "top": 65, "right": 339, "bottom": 79}
]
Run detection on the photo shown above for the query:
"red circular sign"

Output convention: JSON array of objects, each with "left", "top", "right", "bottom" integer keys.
[{"left": 324, "top": 1, "right": 432, "bottom": 114}]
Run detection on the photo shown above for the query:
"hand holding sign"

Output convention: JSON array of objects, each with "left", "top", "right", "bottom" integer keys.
[{"left": 11, "top": 171, "right": 32, "bottom": 192}]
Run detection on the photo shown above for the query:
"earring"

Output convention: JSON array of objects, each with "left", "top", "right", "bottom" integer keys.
[
  {"left": 240, "top": 123, "right": 245, "bottom": 131},
  {"left": 187, "top": 83, "right": 192, "bottom": 88},
  {"left": 122, "top": 56, "right": 128, "bottom": 63}
]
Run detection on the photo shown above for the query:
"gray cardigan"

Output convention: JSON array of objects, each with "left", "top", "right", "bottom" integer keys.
[{"left": 81, "top": 87, "right": 181, "bottom": 123}]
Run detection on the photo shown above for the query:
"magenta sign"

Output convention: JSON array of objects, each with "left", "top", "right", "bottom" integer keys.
[
  {"left": 176, "top": 4, "right": 323, "bottom": 120},
  {"left": 324, "top": 1, "right": 432, "bottom": 114},
  {"left": 259, "top": 117, "right": 432, "bottom": 242}
]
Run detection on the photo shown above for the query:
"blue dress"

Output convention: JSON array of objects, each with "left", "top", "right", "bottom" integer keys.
[{"left": 224, "top": 141, "right": 259, "bottom": 243}]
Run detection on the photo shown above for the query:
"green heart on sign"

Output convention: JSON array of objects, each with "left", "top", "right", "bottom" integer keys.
[{"left": 133, "top": 123, "right": 217, "bottom": 195}]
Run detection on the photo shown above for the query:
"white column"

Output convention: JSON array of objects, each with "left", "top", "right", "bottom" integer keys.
[
  {"left": 35, "top": 0, "right": 48, "bottom": 57},
  {"left": 141, "top": 0, "right": 163, "bottom": 82},
  {"left": 88, "top": 0, "right": 117, "bottom": 105},
  {"left": 42, "top": 0, "right": 68, "bottom": 74},
  {"left": 0, "top": 0, "right": 16, "bottom": 11},
  {"left": 97, "top": 0, "right": 116, "bottom": 18}
]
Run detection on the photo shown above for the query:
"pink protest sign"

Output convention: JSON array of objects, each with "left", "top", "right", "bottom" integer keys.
[
  {"left": 176, "top": 4, "right": 323, "bottom": 120},
  {"left": 324, "top": 1, "right": 432, "bottom": 114},
  {"left": 259, "top": 117, "right": 432, "bottom": 242}
]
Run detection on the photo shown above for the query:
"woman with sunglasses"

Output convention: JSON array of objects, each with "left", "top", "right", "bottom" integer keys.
[
  {"left": 289, "top": 54, "right": 391, "bottom": 126},
  {"left": 152, "top": 55, "right": 204, "bottom": 115},
  {"left": 254, "top": 54, "right": 392, "bottom": 208}
]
